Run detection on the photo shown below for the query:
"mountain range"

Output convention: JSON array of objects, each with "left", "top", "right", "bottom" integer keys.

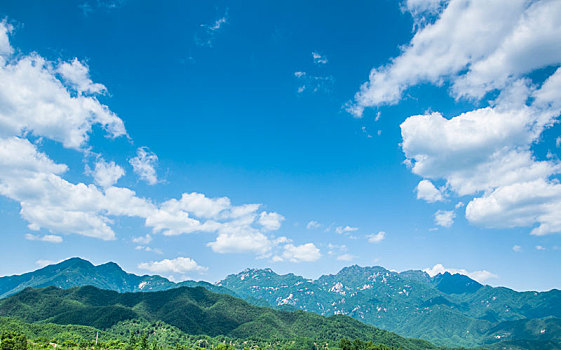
[
  {"left": 1, "top": 258, "right": 560, "bottom": 348},
  {"left": 0, "top": 285, "right": 438, "bottom": 350}
]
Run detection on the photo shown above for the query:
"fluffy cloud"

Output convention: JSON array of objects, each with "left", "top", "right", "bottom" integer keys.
[
  {"left": 132, "top": 234, "right": 152, "bottom": 245},
  {"left": 350, "top": 0, "right": 561, "bottom": 115},
  {"left": 367, "top": 231, "right": 386, "bottom": 243},
  {"left": 424, "top": 263, "right": 498, "bottom": 283},
  {"left": 129, "top": 147, "right": 158, "bottom": 185},
  {"left": 258, "top": 211, "right": 285, "bottom": 231},
  {"left": 416, "top": 179, "right": 444, "bottom": 202},
  {"left": 138, "top": 257, "right": 207, "bottom": 275},
  {"left": 25, "top": 233, "right": 63, "bottom": 243},
  {"left": 349, "top": 1, "right": 561, "bottom": 235},
  {"left": 434, "top": 210, "right": 455, "bottom": 228},
  {"left": 90, "top": 158, "right": 125, "bottom": 188},
  {"left": 0, "top": 23, "right": 289, "bottom": 252},
  {"left": 275, "top": 243, "right": 321, "bottom": 263},
  {"left": 337, "top": 253, "right": 355, "bottom": 262}
]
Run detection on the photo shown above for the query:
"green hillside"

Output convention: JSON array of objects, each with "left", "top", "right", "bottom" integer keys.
[{"left": 0, "top": 286, "right": 440, "bottom": 350}]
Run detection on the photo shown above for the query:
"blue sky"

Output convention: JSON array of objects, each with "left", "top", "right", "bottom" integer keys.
[{"left": 0, "top": 0, "right": 560, "bottom": 291}]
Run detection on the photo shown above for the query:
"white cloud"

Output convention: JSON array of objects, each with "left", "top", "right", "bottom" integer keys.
[
  {"left": 129, "top": 147, "right": 158, "bottom": 185},
  {"left": 536, "top": 245, "right": 546, "bottom": 251},
  {"left": 306, "top": 220, "right": 321, "bottom": 230},
  {"left": 90, "top": 158, "right": 125, "bottom": 188},
  {"left": 0, "top": 20, "right": 290, "bottom": 255},
  {"left": 335, "top": 225, "right": 358, "bottom": 234},
  {"left": 349, "top": 0, "right": 561, "bottom": 115},
  {"left": 424, "top": 263, "right": 498, "bottom": 283},
  {"left": 434, "top": 210, "right": 455, "bottom": 228},
  {"left": 132, "top": 234, "right": 152, "bottom": 245},
  {"left": 276, "top": 243, "right": 321, "bottom": 263},
  {"left": 367, "top": 231, "right": 386, "bottom": 243},
  {"left": 416, "top": 179, "right": 444, "bottom": 202},
  {"left": 258, "top": 211, "right": 285, "bottom": 231},
  {"left": 138, "top": 257, "right": 207, "bottom": 275},
  {"left": 512, "top": 245, "right": 522, "bottom": 252},
  {"left": 337, "top": 253, "right": 355, "bottom": 262},
  {"left": 0, "top": 21, "right": 13, "bottom": 57},
  {"left": 25, "top": 233, "right": 63, "bottom": 243},
  {"left": 57, "top": 58, "right": 106, "bottom": 95},
  {"left": 312, "top": 51, "right": 328, "bottom": 65}
]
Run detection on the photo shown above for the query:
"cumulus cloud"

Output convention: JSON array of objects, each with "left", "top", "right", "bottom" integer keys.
[
  {"left": 138, "top": 257, "right": 207, "bottom": 276},
  {"left": 367, "top": 231, "right": 386, "bottom": 243},
  {"left": 90, "top": 158, "right": 125, "bottom": 188},
  {"left": 347, "top": 1, "right": 561, "bottom": 236},
  {"left": 275, "top": 243, "right": 321, "bottom": 263},
  {"left": 25, "top": 233, "right": 63, "bottom": 243},
  {"left": 129, "top": 147, "right": 158, "bottom": 185},
  {"left": 416, "top": 179, "right": 444, "bottom": 202},
  {"left": 434, "top": 210, "right": 455, "bottom": 228},
  {"left": 424, "top": 263, "right": 498, "bottom": 283},
  {"left": 350, "top": 0, "right": 561, "bottom": 115},
  {"left": 258, "top": 211, "right": 285, "bottom": 231},
  {"left": 0, "top": 23, "right": 289, "bottom": 251},
  {"left": 335, "top": 225, "right": 358, "bottom": 234},
  {"left": 337, "top": 253, "right": 355, "bottom": 262}
]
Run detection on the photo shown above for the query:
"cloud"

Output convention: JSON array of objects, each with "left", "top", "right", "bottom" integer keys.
[
  {"left": 349, "top": 0, "right": 561, "bottom": 115},
  {"left": 132, "top": 234, "right": 152, "bottom": 245},
  {"left": 312, "top": 51, "right": 328, "bottom": 65},
  {"left": 138, "top": 257, "right": 207, "bottom": 275},
  {"left": 416, "top": 179, "right": 444, "bottom": 202},
  {"left": 367, "top": 231, "right": 386, "bottom": 243},
  {"left": 258, "top": 211, "right": 285, "bottom": 231},
  {"left": 337, "top": 253, "right": 355, "bottom": 262},
  {"left": 424, "top": 263, "right": 498, "bottom": 283},
  {"left": 348, "top": 1, "right": 561, "bottom": 236},
  {"left": 536, "top": 245, "right": 546, "bottom": 251},
  {"left": 90, "top": 158, "right": 125, "bottom": 188},
  {"left": 195, "top": 12, "right": 228, "bottom": 48},
  {"left": 0, "top": 24, "right": 289, "bottom": 250},
  {"left": 129, "top": 147, "right": 158, "bottom": 185},
  {"left": 25, "top": 233, "right": 63, "bottom": 243},
  {"left": 434, "top": 210, "right": 455, "bottom": 228},
  {"left": 306, "top": 220, "right": 321, "bottom": 230},
  {"left": 335, "top": 225, "right": 358, "bottom": 234},
  {"left": 512, "top": 245, "right": 522, "bottom": 252},
  {"left": 275, "top": 243, "right": 321, "bottom": 263}
]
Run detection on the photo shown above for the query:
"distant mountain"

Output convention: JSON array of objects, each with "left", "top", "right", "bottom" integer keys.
[
  {"left": 217, "top": 265, "right": 561, "bottom": 348},
  {"left": 0, "top": 285, "right": 439, "bottom": 350},
  {"left": 2, "top": 259, "right": 561, "bottom": 348},
  {"left": 0, "top": 257, "right": 233, "bottom": 299}
]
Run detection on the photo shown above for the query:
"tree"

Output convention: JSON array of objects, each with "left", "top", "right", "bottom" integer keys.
[{"left": 0, "top": 332, "right": 27, "bottom": 350}]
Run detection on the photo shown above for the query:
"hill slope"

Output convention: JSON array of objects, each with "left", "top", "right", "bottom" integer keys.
[
  {"left": 0, "top": 286, "right": 438, "bottom": 350},
  {"left": 218, "top": 265, "right": 561, "bottom": 348}
]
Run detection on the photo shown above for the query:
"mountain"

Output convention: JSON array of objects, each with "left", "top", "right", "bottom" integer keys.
[
  {"left": 217, "top": 265, "right": 561, "bottom": 348},
  {"left": 3, "top": 259, "right": 561, "bottom": 348},
  {"left": 0, "top": 285, "right": 440, "bottom": 350},
  {"left": 0, "top": 257, "right": 233, "bottom": 299}
]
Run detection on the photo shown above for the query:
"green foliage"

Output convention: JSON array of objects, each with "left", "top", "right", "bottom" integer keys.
[
  {"left": 1, "top": 332, "right": 27, "bottom": 350},
  {"left": 0, "top": 286, "right": 438, "bottom": 350}
]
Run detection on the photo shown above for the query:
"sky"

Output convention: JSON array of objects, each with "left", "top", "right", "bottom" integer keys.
[{"left": 0, "top": 0, "right": 560, "bottom": 292}]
